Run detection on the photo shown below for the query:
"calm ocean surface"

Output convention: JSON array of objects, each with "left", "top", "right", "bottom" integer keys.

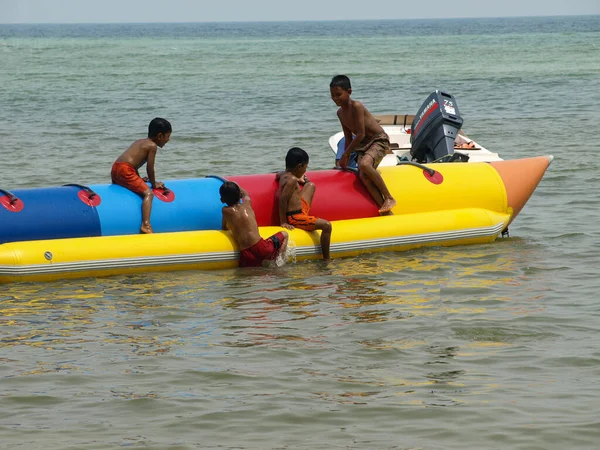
[{"left": 1, "top": 16, "right": 600, "bottom": 449}]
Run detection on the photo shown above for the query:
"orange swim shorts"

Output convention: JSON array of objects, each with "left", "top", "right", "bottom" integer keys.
[
  {"left": 286, "top": 198, "right": 318, "bottom": 231},
  {"left": 111, "top": 161, "right": 149, "bottom": 195}
]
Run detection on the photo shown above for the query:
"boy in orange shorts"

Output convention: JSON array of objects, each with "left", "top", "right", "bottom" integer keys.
[
  {"left": 277, "top": 147, "right": 332, "bottom": 260},
  {"left": 111, "top": 118, "right": 171, "bottom": 234},
  {"left": 220, "top": 181, "right": 288, "bottom": 268}
]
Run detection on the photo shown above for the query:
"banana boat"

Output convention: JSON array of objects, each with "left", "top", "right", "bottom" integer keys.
[{"left": 0, "top": 156, "right": 553, "bottom": 283}]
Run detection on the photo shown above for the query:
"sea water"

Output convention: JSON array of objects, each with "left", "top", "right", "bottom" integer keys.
[{"left": 1, "top": 16, "right": 600, "bottom": 449}]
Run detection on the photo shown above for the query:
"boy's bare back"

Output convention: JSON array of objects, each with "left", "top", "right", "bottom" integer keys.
[
  {"left": 222, "top": 200, "right": 261, "bottom": 250},
  {"left": 277, "top": 171, "right": 304, "bottom": 213},
  {"left": 116, "top": 138, "right": 157, "bottom": 170},
  {"left": 337, "top": 99, "right": 384, "bottom": 141}
]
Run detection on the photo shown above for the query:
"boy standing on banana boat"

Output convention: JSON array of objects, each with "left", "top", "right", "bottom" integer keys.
[{"left": 330, "top": 75, "right": 396, "bottom": 213}]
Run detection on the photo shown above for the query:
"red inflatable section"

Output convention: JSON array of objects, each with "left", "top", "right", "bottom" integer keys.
[{"left": 228, "top": 169, "right": 380, "bottom": 227}]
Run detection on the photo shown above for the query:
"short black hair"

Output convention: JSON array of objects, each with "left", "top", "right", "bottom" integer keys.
[
  {"left": 220, "top": 181, "right": 241, "bottom": 206},
  {"left": 330, "top": 75, "right": 351, "bottom": 90},
  {"left": 285, "top": 147, "right": 309, "bottom": 169},
  {"left": 148, "top": 117, "right": 172, "bottom": 138}
]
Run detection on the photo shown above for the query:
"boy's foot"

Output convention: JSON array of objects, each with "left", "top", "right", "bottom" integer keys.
[
  {"left": 378, "top": 198, "right": 396, "bottom": 213},
  {"left": 379, "top": 210, "right": 393, "bottom": 216},
  {"left": 140, "top": 224, "right": 154, "bottom": 234}
]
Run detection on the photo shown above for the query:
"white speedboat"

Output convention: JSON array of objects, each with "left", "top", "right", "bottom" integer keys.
[{"left": 329, "top": 113, "right": 502, "bottom": 167}]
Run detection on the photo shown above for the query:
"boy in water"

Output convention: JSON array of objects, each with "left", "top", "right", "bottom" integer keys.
[
  {"left": 277, "top": 147, "right": 332, "bottom": 260},
  {"left": 111, "top": 118, "right": 171, "bottom": 234},
  {"left": 220, "top": 181, "right": 289, "bottom": 268},
  {"left": 330, "top": 75, "right": 396, "bottom": 213}
]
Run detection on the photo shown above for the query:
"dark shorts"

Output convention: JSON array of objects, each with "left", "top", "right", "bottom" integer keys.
[
  {"left": 239, "top": 231, "right": 286, "bottom": 267},
  {"left": 355, "top": 133, "right": 390, "bottom": 169}
]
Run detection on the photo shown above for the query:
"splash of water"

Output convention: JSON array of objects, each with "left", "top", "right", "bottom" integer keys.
[{"left": 271, "top": 239, "right": 296, "bottom": 267}]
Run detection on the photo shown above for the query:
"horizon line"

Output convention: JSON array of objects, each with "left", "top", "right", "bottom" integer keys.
[{"left": 1, "top": 13, "right": 598, "bottom": 26}]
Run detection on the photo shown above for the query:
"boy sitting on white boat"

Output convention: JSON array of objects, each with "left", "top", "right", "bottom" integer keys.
[{"left": 329, "top": 75, "right": 396, "bottom": 214}]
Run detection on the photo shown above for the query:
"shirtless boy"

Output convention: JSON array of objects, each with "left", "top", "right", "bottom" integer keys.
[
  {"left": 111, "top": 117, "right": 171, "bottom": 234},
  {"left": 330, "top": 75, "right": 396, "bottom": 213},
  {"left": 277, "top": 147, "right": 332, "bottom": 260},
  {"left": 220, "top": 181, "right": 288, "bottom": 268}
]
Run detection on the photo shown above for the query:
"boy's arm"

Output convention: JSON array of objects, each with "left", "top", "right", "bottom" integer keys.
[
  {"left": 221, "top": 212, "right": 228, "bottom": 231},
  {"left": 278, "top": 179, "right": 295, "bottom": 230},
  {"left": 145, "top": 145, "right": 164, "bottom": 189},
  {"left": 238, "top": 185, "right": 251, "bottom": 204},
  {"left": 338, "top": 123, "right": 355, "bottom": 167},
  {"left": 338, "top": 110, "right": 354, "bottom": 153},
  {"left": 343, "top": 102, "right": 365, "bottom": 156},
  {"left": 337, "top": 104, "right": 365, "bottom": 167}
]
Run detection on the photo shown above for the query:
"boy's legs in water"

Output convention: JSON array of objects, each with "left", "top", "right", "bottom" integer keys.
[
  {"left": 300, "top": 182, "right": 332, "bottom": 260},
  {"left": 140, "top": 188, "right": 154, "bottom": 234},
  {"left": 314, "top": 218, "right": 332, "bottom": 260},
  {"left": 357, "top": 154, "right": 396, "bottom": 213}
]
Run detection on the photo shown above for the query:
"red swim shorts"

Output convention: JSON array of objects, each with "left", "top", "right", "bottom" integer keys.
[
  {"left": 239, "top": 231, "right": 286, "bottom": 268},
  {"left": 286, "top": 198, "right": 317, "bottom": 231},
  {"left": 111, "top": 161, "right": 149, "bottom": 195}
]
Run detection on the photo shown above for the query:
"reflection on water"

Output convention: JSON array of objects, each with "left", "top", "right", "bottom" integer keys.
[
  {"left": 0, "top": 241, "right": 551, "bottom": 360},
  {"left": 0, "top": 238, "right": 566, "bottom": 447}
]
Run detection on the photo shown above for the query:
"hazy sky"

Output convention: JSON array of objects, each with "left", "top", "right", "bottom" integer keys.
[{"left": 1, "top": 0, "right": 598, "bottom": 23}]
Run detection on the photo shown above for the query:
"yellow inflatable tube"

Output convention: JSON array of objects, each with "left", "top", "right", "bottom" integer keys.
[
  {"left": 381, "top": 156, "right": 552, "bottom": 227},
  {"left": 380, "top": 163, "right": 506, "bottom": 215},
  {"left": 0, "top": 207, "right": 509, "bottom": 283}
]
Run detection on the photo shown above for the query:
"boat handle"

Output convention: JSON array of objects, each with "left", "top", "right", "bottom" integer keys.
[
  {"left": 63, "top": 183, "right": 99, "bottom": 199},
  {"left": 397, "top": 161, "right": 436, "bottom": 177},
  {"left": 0, "top": 188, "right": 20, "bottom": 205},
  {"left": 206, "top": 175, "right": 228, "bottom": 183}
]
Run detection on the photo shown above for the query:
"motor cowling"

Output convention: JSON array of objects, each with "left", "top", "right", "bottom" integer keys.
[{"left": 410, "top": 91, "right": 465, "bottom": 163}]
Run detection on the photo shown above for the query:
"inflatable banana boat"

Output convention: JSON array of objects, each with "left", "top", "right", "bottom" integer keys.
[{"left": 0, "top": 156, "right": 552, "bottom": 283}]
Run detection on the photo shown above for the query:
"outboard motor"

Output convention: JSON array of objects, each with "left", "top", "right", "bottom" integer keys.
[{"left": 410, "top": 91, "right": 467, "bottom": 163}]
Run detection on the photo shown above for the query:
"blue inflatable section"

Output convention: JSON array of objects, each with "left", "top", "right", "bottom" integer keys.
[
  {"left": 0, "top": 186, "right": 101, "bottom": 244},
  {"left": 0, "top": 178, "right": 226, "bottom": 244},
  {"left": 91, "top": 177, "right": 225, "bottom": 236}
]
